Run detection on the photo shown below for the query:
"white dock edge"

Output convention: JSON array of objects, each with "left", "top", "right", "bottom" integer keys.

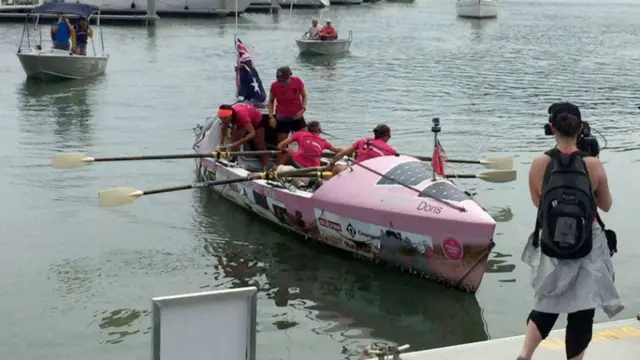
[
  {"left": 400, "top": 317, "right": 639, "bottom": 360},
  {"left": 151, "top": 287, "right": 258, "bottom": 360}
]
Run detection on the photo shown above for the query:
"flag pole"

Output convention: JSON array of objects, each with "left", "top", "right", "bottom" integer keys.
[{"left": 431, "top": 118, "right": 441, "bottom": 181}]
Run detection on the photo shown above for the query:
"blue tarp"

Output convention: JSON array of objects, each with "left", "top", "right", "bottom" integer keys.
[{"left": 30, "top": 3, "right": 99, "bottom": 18}]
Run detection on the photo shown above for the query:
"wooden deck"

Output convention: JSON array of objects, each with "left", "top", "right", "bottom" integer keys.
[{"left": 400, "top": 316, "right": 640, "bottom": 360}]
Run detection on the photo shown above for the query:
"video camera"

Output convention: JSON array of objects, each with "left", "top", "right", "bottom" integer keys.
[{"left": 544, "top": 121, "right": 600, "bottom": 157}]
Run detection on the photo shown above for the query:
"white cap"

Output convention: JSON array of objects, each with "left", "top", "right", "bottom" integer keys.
[{"left": 326, "top": 19, "right": 332, "bottom": 23}]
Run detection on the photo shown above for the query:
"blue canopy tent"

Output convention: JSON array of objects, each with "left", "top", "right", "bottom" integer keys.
[{"left": 29, "top": 3, "right": 100, "bottom": 18}]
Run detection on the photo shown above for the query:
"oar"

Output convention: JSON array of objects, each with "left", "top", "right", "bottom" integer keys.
[
  {"left": 414, "top": 155, "right": 513, "bottom": 170},
  {"left": 445, "top": 170, "right": 517, "bottom": 183},
  {"left": 52, "top": 150, "right": 282, "bottom": 169},
  {"left": 98, "top": 167, "right": 327, "bottom": 207},
  {"left": 320, "top": 151, "right": 513, "bottom": 170}
]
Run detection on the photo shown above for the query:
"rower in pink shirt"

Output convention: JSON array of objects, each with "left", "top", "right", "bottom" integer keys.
[
  {"left": 217, "top": 103, "right": 269, "bottom": 167},
  {"left": 328, "top": 124, "right": 396, "bottom": 175},
  {"left": 276, "top": 121, "right": 343, "bottom": 168}
]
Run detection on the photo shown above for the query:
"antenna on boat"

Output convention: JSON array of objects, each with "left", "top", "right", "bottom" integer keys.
[
  {"left": 234, "top": 0, "right": 238, "bottom": 34},
  {"left": 431, "top": 117, "right": 441, "bottom": 181}
]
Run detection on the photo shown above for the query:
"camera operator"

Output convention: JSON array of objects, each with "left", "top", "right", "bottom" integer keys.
[
  {"left": 545, "top": 102, "right": 600, "bottom": 157},
  {"left": 515, "top": 102, "right": 621, "bottom": 360}
]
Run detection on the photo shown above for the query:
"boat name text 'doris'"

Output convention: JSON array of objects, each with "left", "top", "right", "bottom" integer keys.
[{"left": 416, "top": 201, "right": 443, "bottom": 214}]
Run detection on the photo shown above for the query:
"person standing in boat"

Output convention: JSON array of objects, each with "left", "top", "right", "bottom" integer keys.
[
  {"left": 217, "top": 103, "right": 269, "bottom": 168},
  {"left": 268, "top": 66, "right": 308, "bottom": 166},
  {"left": 51, "top": 13, "right": 73, "bottom": 51},
  {"left": 318, "top": 19, "right": 338, "bottom": 41},
  {"left": 517, "top": 103, "right": 622, "bottom": 360},
  {"left": 72, "top": 17, "right": 93, "bottom": 56},
  {"left": 276, "top": 121, "right": 342, "bottom": 169},
  {"left": 305, "top": 18, "right": 321, "bottom": 40},
  {"left": 327, "top": 124, "right": 396, "bottom": 175}
]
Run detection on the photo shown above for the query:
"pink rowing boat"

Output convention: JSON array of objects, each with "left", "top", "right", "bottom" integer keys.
[{"left": 192, "top": 116, "right": 498, "bottom": 292}]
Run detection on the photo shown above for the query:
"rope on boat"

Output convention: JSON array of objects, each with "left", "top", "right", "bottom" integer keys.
[{"left": 453, "top": 239, "right": 496, "bottom": 288}]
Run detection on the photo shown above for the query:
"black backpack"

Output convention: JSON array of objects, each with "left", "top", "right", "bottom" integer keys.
[{"left": 532, "top": 149, "right": 597, "bottom": 259}]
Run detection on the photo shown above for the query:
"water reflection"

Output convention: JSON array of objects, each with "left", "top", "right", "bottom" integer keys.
[
  {"left": 17, "top": 78, "right": 99, "bottom": 148},
  {"left": 96, "top": 308, "right": 150, "bottom": 345},
  {"left": 296, "top": 53, "right": 350, "bottom": 69},
  {"left": 191, "top": 188, "right": 489, "bottom": 352}
]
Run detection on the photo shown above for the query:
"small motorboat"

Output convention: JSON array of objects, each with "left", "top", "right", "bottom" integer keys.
[
  {"left": 456, "top": 0, "right": 498, "bottom": 19},
  {"left": 192, "top": 112, "right": 516, "bottom": 292},
  {"left": 16, "top": 2, "right": 109, "bottom": 81},
  {"left": 295, "top": 30, "right": 352, "bottom": 56}
]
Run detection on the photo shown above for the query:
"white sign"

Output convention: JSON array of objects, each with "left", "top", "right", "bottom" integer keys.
[
  {"left": 152, "top": 287, "right": 257, "bottom": 360},
  {"left": 313, "top": 209, "right": 433, "bottom": 251}
]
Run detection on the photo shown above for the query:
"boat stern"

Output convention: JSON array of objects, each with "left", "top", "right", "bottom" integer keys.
[{"left": 311, "top": 156, "right": 498, "bottom": 292}]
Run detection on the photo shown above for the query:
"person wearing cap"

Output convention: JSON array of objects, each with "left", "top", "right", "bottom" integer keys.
[
  {"left": 217, "top": 103, "right": 269, "bottom": 167},
  {"left": 327, "top": 124, "right": 396, "bottom": 175},
  {"left": 304, "top": 18, "right": 321, "bottom": 40},
  {"left": 318, "top": 19, "right": 338, "bottom": 41},
  {"left": 517, "top": 102, "right": 618, "bottom": 360},
  {"left": 51, "top": 13, "right": 73, "bottom": 51},
  {"left": 268, "top": 65, "right": 308, "bottom": 166},
  {"left": 72, "top": 16, "right": 93, "bottom": 56}
]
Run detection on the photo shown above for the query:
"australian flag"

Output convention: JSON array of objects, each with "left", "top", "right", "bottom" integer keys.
[{"left": 235, "top": 37, "right": 266, "bottom": 104}]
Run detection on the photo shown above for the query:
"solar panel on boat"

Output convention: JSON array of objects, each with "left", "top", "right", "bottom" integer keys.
[
  {"left": 419, "top": 181, "right": 472, "bottom": 202},
  {"left": 376, "top": 161, "right": 431, "bottom": 186},
  {"left": 375, "top": 161, "right": 472, "bottom": 202}
]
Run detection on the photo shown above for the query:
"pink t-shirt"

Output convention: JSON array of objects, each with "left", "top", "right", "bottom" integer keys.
[
  {"left": 270, "top": 76, "right": 305, "bottom": 117},
  {"left": 232, "top": 103, "right": 262, "bottom": 129},
  {"left": 290, "top": 131, "right": 332, "bottom": 167},
  {"left": 353, "top": 138, "right": 396, "bottom": 162}
]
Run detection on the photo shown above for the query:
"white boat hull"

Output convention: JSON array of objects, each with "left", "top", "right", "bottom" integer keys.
[
  {"left": 296, "top": 31, "right": 352, "bottom": 56},
  {"left": 330, "top": 0, "right": 362, "bottom": 4},
  {"left": 81, "top": 0, "right": 253, "bottom": 13},
  {"left": 17, "top": 48, "right": 109, "bottom": 81},
  {"left": 456, "top": 0, "right": 498, "bottom": 19}
]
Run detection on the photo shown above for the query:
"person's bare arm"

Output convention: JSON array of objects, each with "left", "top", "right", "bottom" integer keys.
[
  {"left": 528, "top": 155, "right": 547, "bottom": 207},
  {"left": 300, "top": 86, "right": 307, "bottom": 110},
  {"left": 219, "top": 122, "right": 229, "bottom": 147},
  {"left": 230, "top": 124, "right": 256, "bottom": 148},
  {"left": 277, "top": 136, "right": 294, "bottom": 150},
  {"left": 592, "top": 159, "right": 612, "bottom": 212},
  {"left": 267, "top": 88, "right": 276, "bottom": 118},
  {"left": 329, "top": 145, "right": 356, "bottom": 166}
]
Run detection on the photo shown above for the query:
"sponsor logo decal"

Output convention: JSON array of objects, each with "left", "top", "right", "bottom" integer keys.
[
  {"left": 346, "top": 223, "right": 356, "bottom": 238},
  {"left": 318, "top": 218, "right": 342, "bottom": 232},
  {"left": 441, "top": 237, "right": 464, "bottom": 260}
]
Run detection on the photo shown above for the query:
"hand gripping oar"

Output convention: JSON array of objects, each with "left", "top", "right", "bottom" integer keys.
[
  {"left": 98, "top": 167, "right": 327, "bottom": 207},
  {"left": 52, "top": 150, "right": 282, "bottom": 170},
  {"left": 321, "top": 151, "right": 513, "bottom": 170}
]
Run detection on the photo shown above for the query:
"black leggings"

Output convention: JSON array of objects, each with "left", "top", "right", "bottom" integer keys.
[{"left": 528, "top": 309, "right": 595, "bottom": 359}]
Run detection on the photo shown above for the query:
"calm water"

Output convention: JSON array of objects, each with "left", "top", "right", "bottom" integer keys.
[{"left": 1, "top": 0, "right": 640, "bottom": 359}]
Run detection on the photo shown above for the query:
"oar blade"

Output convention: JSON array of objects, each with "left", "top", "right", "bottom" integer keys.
[
  {"left": 52, "top": 152, "right": 95, "bottom": 169},
  {"left": 477, "top": 170, "right": 517, "bottom": 183},
  {"left": 480, "top": 157, "right": 514, "bottom": 170},
  {"left": 98, "top": 187, "right": 144, "bottom": 207}
]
